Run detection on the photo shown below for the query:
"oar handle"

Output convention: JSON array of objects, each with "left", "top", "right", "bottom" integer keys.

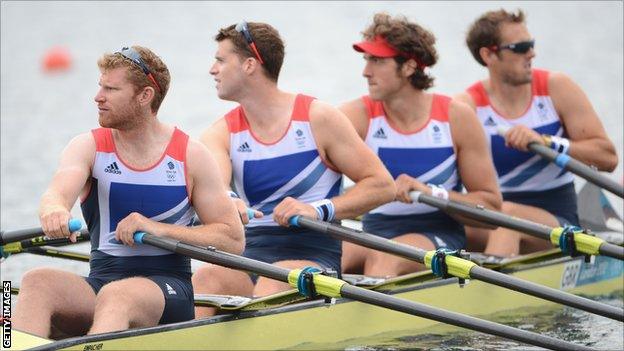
[
  {"left": 0, "top": 218, "right": 83, "bottom": 246},
  {"left": 497, "top": 125, "right": 623, "bottom": 198}
]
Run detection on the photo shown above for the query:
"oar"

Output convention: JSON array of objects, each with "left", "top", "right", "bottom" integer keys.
[
  {"left": 133, "top": 231, "right": 592, "bottom": 351},
  {"left": 497, "top": 126, "right": 623, "bottom": 198},
  {"left": 19, "top": 246, "right": 90, "bottom": 262},
  {"left": 412, "top": 192, "right": 624, "bottom": 261},
  {"left": 290, "top": 216, "right": 624, "bottom": 322},
  {"left": 0, "top": 218, "right": 83, "bottom": 245},
  {"left": 2, "top": 232, "right": 90, "bottom": 257}
]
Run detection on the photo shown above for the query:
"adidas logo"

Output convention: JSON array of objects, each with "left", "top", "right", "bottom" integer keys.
[
  {"left": 166, "top": 283, "right": 177, "bottom": 295},
  {"left": 372, "top": 128, "right": 387, "bottom": 139},
  {"left": 104, "top": 162, "right": 122, "bottom": 174},
  {"left": 237, "top": 142, "right": 252, "bottom": 152},
  {"left": 484, "top": 116, "right": 497, "bottom": 127}
]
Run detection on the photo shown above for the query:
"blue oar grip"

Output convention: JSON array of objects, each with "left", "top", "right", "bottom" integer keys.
[
  {"left": 289, "top": 215, "right": 301, "bottom": 227},
  {"left": 133, "top": 232, "right": 146, "bottom": 244},
  {"left": 68, "top": 218, "right": 83, "bottom": 232},
  {"left": 246, "top": 208, "right": 256, "bottom": 220},
  {"left": 554, "top": 153, "right": 571, "bottom": 168}
]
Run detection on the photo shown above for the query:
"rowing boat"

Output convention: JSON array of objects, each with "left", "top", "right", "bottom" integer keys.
[{"left": 8, "top": 183, "right": 624, "bottom": 350}]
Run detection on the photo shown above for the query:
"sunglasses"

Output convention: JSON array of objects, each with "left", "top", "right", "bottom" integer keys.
[
  {"left": 492, "top": 40, "right": 535, "bottom": 54},
  {"left": 235, "top": 21, "right": 265, "bottom": 64},
  {"left": 115, "top": 47, "right": 162, "bottom": 93}
]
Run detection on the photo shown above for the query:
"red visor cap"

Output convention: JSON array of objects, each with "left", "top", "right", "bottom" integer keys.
[{"left": 352, "top": 35, "right": 399, "bottom": 58}]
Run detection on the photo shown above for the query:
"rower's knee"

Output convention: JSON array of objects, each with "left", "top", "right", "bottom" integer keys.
[
  {"left": 192, "top": 264, "right": 230, "bottom": 293},
  {"left": 94, "top": 282, "right": 134, "bottom": 314},
  {"left": 20, "top": 268, "right": 60, "bottom": 297}
]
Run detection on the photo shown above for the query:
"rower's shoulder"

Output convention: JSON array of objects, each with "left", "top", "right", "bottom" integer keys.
[
  {"left": 199, "top": 118, "right": 229, "bottom": 147},
  {"left": 452, "top": 92, "right": 476, "bottom": 109},
  {"left": 337, "top": 97, "right": 368, "bottom": 119},
  {"left": 66, "top": 131, "right": 96, "bottom": 151},
  {"left": 546, "top": 70, "right": 579, "bottom": 91}
]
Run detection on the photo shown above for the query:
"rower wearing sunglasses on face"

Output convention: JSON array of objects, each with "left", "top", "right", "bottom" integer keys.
[
  {"left": 192, "top": 21, "right": 395, "bottom": 317},
  {"left": 13, "top": 46, "right": 244, "bottom": 338},
  {"left": 339, "top": 13, "right": 502, "bottom": 278},
  {"left": 455, "top": 9, "right": 619, "bottom": 257}
]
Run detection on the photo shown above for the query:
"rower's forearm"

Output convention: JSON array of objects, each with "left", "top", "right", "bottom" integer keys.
[
  {"left": 568, "top": 138, "right": 619, "bottom": 172},
  {"left": 332, "top": 176, "right": 395, "bottom": 219},
  {"left": 39, "top": 190, "right": 73, "bottom": 216}
]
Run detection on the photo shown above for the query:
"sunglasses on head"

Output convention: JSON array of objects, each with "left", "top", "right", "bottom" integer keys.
[
  {"left": 115, "top": 47, "right": 162, "bottom": 93},
  {"left": 491, "top": 40, "right": 535, "bottom": 54},
  {"left": 235, "top": 21, "right": 265, "bottom": 64}
]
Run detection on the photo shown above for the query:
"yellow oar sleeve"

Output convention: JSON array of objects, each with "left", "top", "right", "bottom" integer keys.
[
  {"left": 550, "top": 227, "right": 604, "bottom": 256},
  {"left": 424, "top": 251, "right": 477, "bottom": 279},
  {"left": 288, "top": 269, "right": 346, "bottom": 298}
]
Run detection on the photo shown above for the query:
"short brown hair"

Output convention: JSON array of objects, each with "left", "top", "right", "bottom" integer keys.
[
  {"left": 97, "top": 46, "right": 170, "bottom": 113},
  {"left": 466, "top": 9, "right": 526, "bottom": 66},
  {"left": 362, "top": 13, "right": 438, "bottom": 90},
  {"left": 215, "top": 22, "right": 284, "bottom": 82}
]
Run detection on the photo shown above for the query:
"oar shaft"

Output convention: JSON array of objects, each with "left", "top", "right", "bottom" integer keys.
[
  {"left": 339, "top": 284, "right": 590, "bottom": 351},
  {"left": 2, "top": 231, "right": 89, "bottom": 255},
  {"left": 296, "top": 216, "right": 624, "bottom": 321},
  {"left": 297, "top": 217, "right": 427, "bottom": 261},
  {"left": 137, "top": 233, "right": 591, "bottom": 351},
  {"left": 414, "top": 193, "right": 552, "bottom": 240},
  {"left": 470, "top": 266, "right": 623, "bottom": 321},
  {"left": 529, "top": 143, "right": 624, "bottom": 198},
  {"left": 137, "top": 233, "right": 289, "bottom": 282},
  {"left": 600, "top": 242, "right": 624, "bottom": 260}
]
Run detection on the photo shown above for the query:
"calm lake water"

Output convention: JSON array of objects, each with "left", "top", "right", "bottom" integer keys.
[{"left": 1, "top": 1, "right": 623, "bottom": 350}]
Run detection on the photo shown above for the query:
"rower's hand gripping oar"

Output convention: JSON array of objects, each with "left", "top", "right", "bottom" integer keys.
[
  {"left": 1, "top": 219, "right": 84, "bottom": 258},
  {"left": 132, "top": 230, "right": 594, "bottom": 351},
  {"left": 0, "top": 218, "right": 83, "bottom": 245},
  {"left": 497, "top": 126, "right": 624, "bottom": 198},
  {"left": 411, "top": 192, "right": 624, "bottom": 261},
  {"left": 289, "top": 215, "right": 624, "bottom": 322}
]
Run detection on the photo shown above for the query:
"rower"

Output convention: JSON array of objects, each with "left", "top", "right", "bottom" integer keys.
[
  {"left": 191, "top": 21, "right": 395, "bottom": 317},
  {"left": 12, "top": 46, "right": 244, "bottom": 338},
  {"left": 339, "top": 13, "right": 502, "bottom": 277},
  {"left": 455, "top": 9, "right": 619, "bottom": 257}
]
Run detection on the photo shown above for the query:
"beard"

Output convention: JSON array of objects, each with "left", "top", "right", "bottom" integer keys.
[
  {"left": 98, "top": 100, "right": 145, "bottom": 130},
  {"left": 501, "top": 67, "right": 533, "bottom": 86}
]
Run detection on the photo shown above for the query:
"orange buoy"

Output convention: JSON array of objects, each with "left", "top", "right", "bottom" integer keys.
[{"left": 42, "top": 46, "right": 72, "bottom": 72}]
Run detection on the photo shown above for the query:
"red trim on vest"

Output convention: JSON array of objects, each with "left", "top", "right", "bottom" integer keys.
[
  {"left": 292, "top": 94, "right": 315, "bottom": 121},
  {"left": 225, "top": 107, "right": 249, "bottom": 133},
  {"left": 92, "top": 128, "right": 115, "bottom": 152},
  {"left": 430, "top": 94, "right": 451, "bottom": 122},
  {"left": 466, "top": 81, "right": 490, "bottom": 107},
  {"left": 224, "top": 94, "right": 316, "bottom": 132},
  {"left": 361, "top": 95, "right": 385, "bottom": 119},
  {"left": 166, "top": 128, "right": 189, "bottom": 162},
  {"left": 531, "top": 69, "right": 549, "bottom": 96}
]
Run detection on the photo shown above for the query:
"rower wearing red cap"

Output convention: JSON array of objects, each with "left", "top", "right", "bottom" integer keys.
[{"left": 339, "top": 13, "right": 503, "bottom": 277}]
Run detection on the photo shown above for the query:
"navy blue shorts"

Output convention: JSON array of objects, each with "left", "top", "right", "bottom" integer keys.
[
  {"left": 244, "top": 225, "right": 342, "bottom": 283},
  {"left": 362, "top": 211, "right": 466, "bottom": 250},
  {"left": 503, "top": 182, "right": 579, "bottom": 227},
  {"left": 85, "top": 274, "right": 194, "bottom": 324}
]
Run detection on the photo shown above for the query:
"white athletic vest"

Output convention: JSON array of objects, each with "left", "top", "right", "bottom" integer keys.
[
  {"left": 466, "top": 69, "right": 574, "bottom": 193},
  {"left": 226, "top": 94, "right": 342, "bottom": 227},
  {"left": 81, "top": 127, "right": 196, "bottom": 256},
  {"left": 363, "top": 94, "right": 462, "bottom": 216}
]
